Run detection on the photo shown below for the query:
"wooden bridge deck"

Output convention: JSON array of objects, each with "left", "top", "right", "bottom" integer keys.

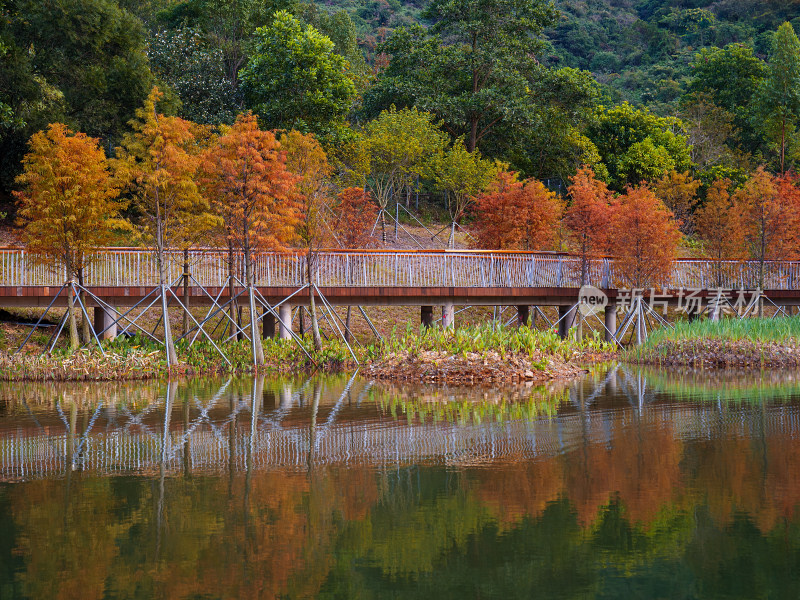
[{"left": 3, "top": 248, "right": 800, "bottom": 308}]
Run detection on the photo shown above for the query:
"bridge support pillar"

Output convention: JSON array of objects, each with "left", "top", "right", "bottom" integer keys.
[
  {"left": 442, "top": 302, "right": 455, "bottom": 328},
  {"left": 278, "top": 303, "right": 292, "bottom": 340},
  {"left": 421, "top": 305, "right": 434, "bottom": 328},
  {"left": 262, "top": 311, "right": 276, "bottom": 339},
  {"left": 558, "top": 305, "right": 576, "bottom": 339},
  {"left": 93, "top": 306, "right": 117, "bottom": 340},
  {"left": 604, "top": 301, "right": 617, "bottom": 343},
  {"left": 517, "top": 305, "right": 530, "bottom": 327}
]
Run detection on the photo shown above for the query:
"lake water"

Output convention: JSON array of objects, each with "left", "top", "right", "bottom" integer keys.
[{"left": 2, "top": 366, "right": 800, "bottom": 599}]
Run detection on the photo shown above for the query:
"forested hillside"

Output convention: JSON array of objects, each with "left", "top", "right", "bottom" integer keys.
[{"left": 3, "top": 0, "right": 800, "bottom": 266}]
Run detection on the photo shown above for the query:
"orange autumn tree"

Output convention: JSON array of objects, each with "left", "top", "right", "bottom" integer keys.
[
  {"left": 607, "top": 185, "right": 681, "bottom": 289},
  {"left": 695, "top": 178, "right": 747, "bottom": 287},
  {"left": 280, "top": 130, "right": 332, "bottom": 351},
  {"left": 652, "top": 170, "right": 701, "bottom": 234},
  {"left": 334, "top": 187, "right": 378, "bottom": 249},
  {"left": 733, "top": 167, "right": 800, "bottom": 293},
  {"left": 332, "top": 187, "right": 377, "bottom": 342},
  {"left": 15, "top": 123, "right": 124, "bottom": 350},
  {"left": 113, "top": 87, "right": 209, "bottom": 368},
  {"left": 201, "top": 113, "right": 299, "bottom": 365},
  {"left": 564, "top": 166, "right": 612, "bottom": 286},
  {"left": 472, "top": 172, "right": 563, "bottom": 250}
]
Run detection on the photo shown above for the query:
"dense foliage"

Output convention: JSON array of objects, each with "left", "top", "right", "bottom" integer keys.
[{"left": 5, "top": 0, "right": 800, "bottom": 279}]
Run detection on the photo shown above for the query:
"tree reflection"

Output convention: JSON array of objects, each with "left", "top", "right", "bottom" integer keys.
[{"left": 2, "top": 370, "right": 800, "bottom": 597}]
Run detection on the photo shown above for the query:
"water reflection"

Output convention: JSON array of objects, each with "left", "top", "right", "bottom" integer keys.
[{"left": 1, "top": 367, "right": 800, "bottom": 598}]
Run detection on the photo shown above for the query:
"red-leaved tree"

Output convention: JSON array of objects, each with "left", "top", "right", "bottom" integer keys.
[
  {"left": 201, "top": 113, "right": 299, "bottom": 365},
  {"left": 472, "top": 172, "right": 562, "bottom": 250},
  {"left": 564, "top": 166, "right": 612, "bottom": 286},
  {"left": 607, "top": 185, "right": 681, "bottom": 289}
]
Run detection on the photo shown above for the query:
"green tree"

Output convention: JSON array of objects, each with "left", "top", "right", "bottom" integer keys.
[
  {"left": 361, "top": 106, "right": 450, "bottom": 241},
  {"left": 11, "top": 0, "right": 154, "bottom": 141},
  {"left": 687, "top": 44, "right": 767, "bottom": 154},
  {"left": 587, "top": 103, "right": 693, "bottom": 190},
  {"left": 241, "top": 10, "right": 356, "bottom": 139},
  {"left": 147, "top": 27, "right": 239, "bottom": 125},
  {"left": 756, "top": 22, "right": 800, "bottom": 173},
  {"left": 364, "top": 0, "right": 559, "bottom": 153},
  {"left": 430, "top": 141, "right": 498, "bottom": 247},
  {"left": 156, "top": 0, "right": 291, "bottom": 93},
  {"left": 297, "top": 5, "right": 370, "bottom": 91}
]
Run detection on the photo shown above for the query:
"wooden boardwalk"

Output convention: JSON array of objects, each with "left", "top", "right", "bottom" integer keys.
[{"left": 3, "top": 248, "right": 800, "bottom": 309}]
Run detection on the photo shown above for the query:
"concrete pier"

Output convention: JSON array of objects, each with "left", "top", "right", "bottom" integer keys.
[
  {"left": 421, "top": 305, "right": 434, "bottom": 328},
  {"left": 517, "top": 305, "right": 530, "bottom": 327},
  {"left": 278, "top": 303, "right": 292, "bottom": 340},
  {"left": 442, "top": 302, "right": 454, "bottom": 328},
  {"left": 93, "top": 306, "right": 117, "bottom": 340}
]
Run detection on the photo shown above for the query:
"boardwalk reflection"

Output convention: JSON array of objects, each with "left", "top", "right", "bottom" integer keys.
[
  {"left": 4, "top": 369, "right": 800, "bottom": 597},
  {"left": 4, "top": 368, "right": 800, "bottom": 481}
]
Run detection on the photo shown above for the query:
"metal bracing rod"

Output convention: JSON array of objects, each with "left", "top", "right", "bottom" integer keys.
[
  {"left": 119, "top": 293, "right": 163, "bottom": 339},
  {"left": 641, "top": 301, "right": 673, "bottom": 328},
  {"left": 70, "top": 282, "right": 106, "bottom": 356},
  {"left": 312, "top": 304, "right": 334, "bottom": 342},
  {"left": 369, "top": 211, "right": 382, "bottom": 237},
  {"left": 184, "top": 285, "right": 249, "bottom": 345},
  {"left": 184, "top": 275, "right": 237, "bottom": 344},
  {"left": 316, "top": 291, "right": 363, "bottom": 349},
  {"left": 46, "top": 311, "right": 69, "bottom": 355},
  {"left": 186, "top": 274, "right": 246, "bottom": 337},
  {"left": 358, "top": 306, "right": 383, "bottom": 342},
  {"left": 14, "top": 281, "right": 70, "bottom": 355},
  {"left": 552, "top": 302, "right": 580, "bottom": 328},
  {"left": 313, "top": 284, "right": 358, "bottom": 364},
  {"left": 166, "top": 288, "right": 231, "bottom": 366},
  {"left": 249, "top": 287, "right": 317, "bottom": 366},
  {"left": 246, "top": 280, "right": 310, "bottom": 314},
  {"left": 453, "top": 221, "right": 478, "bottom": 242},
  {"left": 73, "top": 283, "right": 162, "bottom": 344},
  {"left": 322, "top": 369, "right": 360, "bottom": 429},
  {"left": 535, "top": 306, "right": 553, "bottom": 328},
  {"left": 589, "top": 311, "right": 623, "bottom": 346},
  {"left": 378, "top": 208, "right": 426, "bottom": 249},
  {"left": 614, "top": 301, "right": 639, "bottom": 343},
  {"left": 396, "top": 202, "right": 443, "bottom": 241}
]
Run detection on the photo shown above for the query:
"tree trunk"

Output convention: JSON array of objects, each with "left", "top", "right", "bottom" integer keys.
[
  {"left": 77, "top": 267, "right": 91, "bottom": 345},
  {"left": 158, "top": 251, "right": 178, "bottom": 369},
  {"left": 66, "top": 284, "right": 80, "bottom": 352},
  {"left": 182, "top": 249, "right": 190, "bottom": 336},
  {"left": 227, "top": 244, "right": 238, "bottom": 340},
  {"left": 299, "top": 306, "right": 306, "bottom": 335},
  {"left": 307, "top": 258, "right": 322, "bottom": 351},
  {"left": 781, "top": 118, "right": 786, "bottom": 174},
  {"left": 345, "top": 306, "right": 352, "bottom": 343},
  {"left": 244, "top": 247, "right": 264, "bottom": 366}
]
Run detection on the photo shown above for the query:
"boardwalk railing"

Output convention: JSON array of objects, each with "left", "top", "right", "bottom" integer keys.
[{"left": 2, "top": 248, "right": 800, "bottom": 289}]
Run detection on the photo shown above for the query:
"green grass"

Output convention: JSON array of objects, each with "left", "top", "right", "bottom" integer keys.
[
  {"left": 0, "top": 321, "right": 616, "bottom": 380},
  {"left": 642, "top": 317, "right": 800, "bottom": 346},
  {"left": 381, "top": 322, "right": 615, "bottom": 361}
]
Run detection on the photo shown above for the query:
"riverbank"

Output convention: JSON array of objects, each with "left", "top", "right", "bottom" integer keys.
[
  {"left": 0, "top": 324, "right": 616, "bottom": 382},
  {"left": 627, "top": 317, "right": 800, "bottom": 368}
]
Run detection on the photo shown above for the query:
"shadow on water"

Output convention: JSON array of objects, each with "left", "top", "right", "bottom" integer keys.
[{"left": 2, "top": 366, "right": 800, "bottom": 598}]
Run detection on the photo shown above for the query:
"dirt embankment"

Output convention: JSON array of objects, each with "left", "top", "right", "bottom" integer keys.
[
  {"left": 367, "top": 349, "right": 616, "bottom": 385},
  {"left": 628, "top": 339, "right": 800, "bottom": 369}
]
